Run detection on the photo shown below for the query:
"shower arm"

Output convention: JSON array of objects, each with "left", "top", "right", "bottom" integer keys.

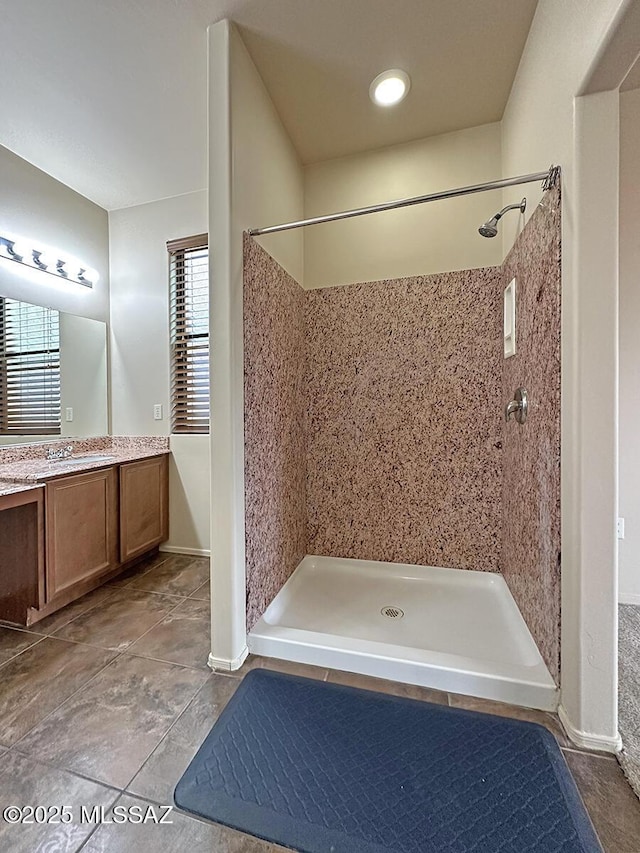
[
  {"left": 493, "top": 201, "right": 525, "bottom": 223},
  {"left": 248, "top": 165, "right": 560, "bottom": 236}
]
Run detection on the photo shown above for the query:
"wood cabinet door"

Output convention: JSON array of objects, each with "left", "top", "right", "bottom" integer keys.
[
  {"left": 119, "top": 455, "right": 168, "bottom": 563},
  {"left": 46, "top": 468, "right": 118, "bottom": 600}
]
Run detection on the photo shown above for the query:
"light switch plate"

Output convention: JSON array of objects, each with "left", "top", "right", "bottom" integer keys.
[{"left": 153, "top": 404, "right": 163, "bottom": 421}]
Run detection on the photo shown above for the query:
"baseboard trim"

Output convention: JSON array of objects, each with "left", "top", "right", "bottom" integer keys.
[
  {"left": 208, "top": 646, "right": 249, "bottom": 672},
  {"left": 619, "top": 592, "right": 640, "bottom": 605},
  {"left": 159, "top": 545, "right": 211, "bottom": 557},
  {"left": 558, "top": 704, "right": 622, "bottom": 754}
]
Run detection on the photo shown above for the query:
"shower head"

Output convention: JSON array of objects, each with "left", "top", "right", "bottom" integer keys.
[
  {"left": 478, "top": 198, "right": 526, "bottom": 238},
  {"left": 478, "top": 219, "right": 499, "bottom": 239}
]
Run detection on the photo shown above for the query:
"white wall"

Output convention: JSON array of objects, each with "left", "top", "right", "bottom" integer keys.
[
  {"left": 619, "top": 87, "right": 640, "bottom": 604},
  {"left": 109, "top": 193, "right": 204, "bottom": 437},
  {"left": 304, "top": 123, "right": 504, "bottom": 288},
  {"left": 232, "top": 37, "right": 305, "bottom": 284},
  {"left": 109, "top": 190, "right": 210, "bottom": 553},
  {"left": 500, "top": 0, "right": 625, "bottom": 254},
  {"left": 0, "top": 144, "right": 109, "bottom": 322},
  {"left": 208, "top": 20, "right": 304, "bottom": 668},
  {"left": 167, "top": 434, "right": 210, "bottom": 555},
  {"left": 502, "top": 0, "right": 626, "bottom": 748}
]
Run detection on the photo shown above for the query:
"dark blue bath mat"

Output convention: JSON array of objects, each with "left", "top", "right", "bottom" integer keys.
[{"left": 174, "top": 669, "right": 601, "bottom": 853}]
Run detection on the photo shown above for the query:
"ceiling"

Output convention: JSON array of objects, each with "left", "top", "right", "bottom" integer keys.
[{"left": 0, "top": 0, "right": 538, "bottom": 211}]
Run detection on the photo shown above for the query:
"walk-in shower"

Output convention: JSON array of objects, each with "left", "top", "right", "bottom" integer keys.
[{"left": 244, "top": 167, "right": 561, "bottom": 712}]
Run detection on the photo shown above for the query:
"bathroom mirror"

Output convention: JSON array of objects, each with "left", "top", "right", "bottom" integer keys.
[{"left": 0, "top": 295, "right": 108, "bottom": 444}]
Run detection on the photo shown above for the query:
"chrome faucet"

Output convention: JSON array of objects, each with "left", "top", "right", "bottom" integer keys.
[
  {"left": 46, "top": 445, "right": 74, "bottom": 461},
  {"left": 504, "top": 388, "right": 528, "bottom": 425}
]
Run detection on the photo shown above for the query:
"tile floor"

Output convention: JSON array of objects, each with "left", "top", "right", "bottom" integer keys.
[{"left": 0, "top": 551, "right": 637, "bottom": 852}]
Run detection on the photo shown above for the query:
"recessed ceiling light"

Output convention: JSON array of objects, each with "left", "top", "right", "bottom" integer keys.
[{"left": 369, "top": 69, "right": 411, "bottom": 107}]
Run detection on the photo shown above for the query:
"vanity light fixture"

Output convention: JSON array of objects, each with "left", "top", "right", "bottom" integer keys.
[
  {"left": 0, "top": 234, "right": 98, "bottom": 288},
  {"left": 369, "top": 69, "right": 411, "bottom": 107}
]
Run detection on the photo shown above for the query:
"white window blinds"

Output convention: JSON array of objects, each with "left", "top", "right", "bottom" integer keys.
[
  {"left": 168, "top": 234, "right": 209, "bottom": 434},
  {"left": 0, "top": 298, "right": 61, "bottom": 435}
]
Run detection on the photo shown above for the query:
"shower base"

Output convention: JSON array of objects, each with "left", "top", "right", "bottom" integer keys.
[{"left": 248, "top": 555, "right": 558, "bottom": 711}]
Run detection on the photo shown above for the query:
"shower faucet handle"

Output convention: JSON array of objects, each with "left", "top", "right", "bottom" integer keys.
[{"left": 505, "top": 387, "right": 528, "bottom": 425}]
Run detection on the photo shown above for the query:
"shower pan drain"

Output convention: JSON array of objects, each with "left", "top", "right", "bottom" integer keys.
[{"left": 381, "top": 606, "right": 404, "bottom": 619}]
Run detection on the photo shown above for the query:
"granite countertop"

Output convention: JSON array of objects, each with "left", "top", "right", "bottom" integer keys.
[
  {"left": 0, "top": 436, "right": 170, "bottom": 489},
  {"left": 0, "top": 479, "right": 45, "bottom": 498}
]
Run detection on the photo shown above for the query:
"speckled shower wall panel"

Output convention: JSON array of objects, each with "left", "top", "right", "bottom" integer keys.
[
  {"left": 501, "top": 186, "right": 561, "bottom": 682},
  {"left": 305, "top": 270, "right": 503, "bottom": 569},
  {"left": 243, "top": 236, "right": 307, "bottom": 631}
]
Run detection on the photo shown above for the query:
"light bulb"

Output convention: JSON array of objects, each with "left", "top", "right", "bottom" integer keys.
[
  {"left": 35, "top": 249, "right": 58, "bottom": 270},
  {"left": 57, "top": 259, "right": 77, "bottom": 279},
  {"left": 79, "top": 267, "right": 99, "bottom": 286},
  {"left": 10, "top": 240, "right": 32, "bottom": 263}
]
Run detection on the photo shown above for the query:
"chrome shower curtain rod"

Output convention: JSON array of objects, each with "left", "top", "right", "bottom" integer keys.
[{"left": 248, "top": 166, "right": 560, "bottom": 236}]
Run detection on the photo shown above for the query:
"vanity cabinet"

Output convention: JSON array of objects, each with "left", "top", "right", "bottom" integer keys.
[
  {"left": 0, "top": 453, "right": 170, "bottom": 626},
  {"left": 119, "top": 456, "right": 169, "bottom": 563},
  {"left": 45, "top": 467, "right": 119, "bottom": 600}
]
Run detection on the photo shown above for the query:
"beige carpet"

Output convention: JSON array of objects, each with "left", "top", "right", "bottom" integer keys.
[{"left": 619, "top": 604, "right": 640, "bottom": 800}]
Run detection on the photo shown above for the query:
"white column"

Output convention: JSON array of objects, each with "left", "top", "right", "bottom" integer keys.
[
  {"left": 207, "top": 20, "right": 248, "bottom": 670},
  {"left": 559, "top": 89, "right": 619, "bottom": 750}
]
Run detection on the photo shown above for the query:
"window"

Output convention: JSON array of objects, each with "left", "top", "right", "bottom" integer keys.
[
  {"left": 0, "top": 297, "right": 61, "bottom": 435},
  {"left": 168, "top": 234, "right": 209, "bottom": 434}
]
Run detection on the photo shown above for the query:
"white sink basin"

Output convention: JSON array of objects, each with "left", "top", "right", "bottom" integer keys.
[
  {"left": 54, "top": 454, "right": 116, "bottom": 466},
  {"left": 30, "top": 454, "right": 117, "bottom": 479}
]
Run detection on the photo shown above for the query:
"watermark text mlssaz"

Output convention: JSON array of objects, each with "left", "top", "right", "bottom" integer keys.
[{"left": 2, "top": 804, "right": 174, "bottom": 825}]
